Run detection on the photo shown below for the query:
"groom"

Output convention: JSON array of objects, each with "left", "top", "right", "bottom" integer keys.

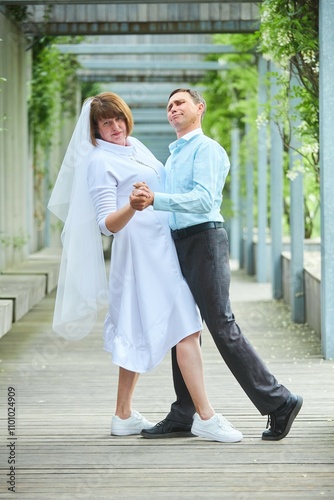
[{"left": 130, "top": 88, "right": 302, "bottom": 441}]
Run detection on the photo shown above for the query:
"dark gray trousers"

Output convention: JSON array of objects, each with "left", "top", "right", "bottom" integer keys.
[{"left": 167, "top": 227, "right": 290, "bottom": 424}]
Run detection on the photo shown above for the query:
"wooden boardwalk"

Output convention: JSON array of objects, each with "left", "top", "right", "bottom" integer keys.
[{"left": 0, "top": 265, "right": 333, "bottom": 499}]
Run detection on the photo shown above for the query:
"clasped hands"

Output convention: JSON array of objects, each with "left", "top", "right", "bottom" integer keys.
[{"left": 129, "top": 182, "right": 154, "bottom": 211}]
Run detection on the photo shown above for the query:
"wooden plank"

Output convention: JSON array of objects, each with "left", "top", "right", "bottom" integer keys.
[{"left": 0, "top": 266, "right": 333, "bottom": 498}]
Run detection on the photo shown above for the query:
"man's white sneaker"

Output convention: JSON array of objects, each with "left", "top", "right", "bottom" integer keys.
[
  {"left": 111, "top": 410, "right": 155, "bottom": 436},
  {"left": 191, "top": 413, "right": 243, "bottom": 443}
]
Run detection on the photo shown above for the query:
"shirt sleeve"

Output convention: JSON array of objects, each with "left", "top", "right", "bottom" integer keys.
[
  {"left": 87, "top": 159, "right": 117, "bottom": 236},
  {"left": 154, "top": 140, "right": 230, "bottom": 214},
  {"left": 153, "top": 185, "right": 211, "bottom": 213}
]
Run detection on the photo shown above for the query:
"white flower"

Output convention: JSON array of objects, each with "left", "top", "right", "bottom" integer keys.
[
  {"left": 256, "top": 113, "right": 269, "bottom": 129},
  {"left": 287, "top": 170, "right": 298, "bottom": 181},
  {"left": 300, "top": 143, "right": 319, "bottom": 155},
  {"left": 302, "top": 50, "right": 316, "bottom": 64}
]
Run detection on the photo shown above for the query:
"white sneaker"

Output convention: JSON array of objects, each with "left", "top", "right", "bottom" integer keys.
[
  {"left": 191, "top": 413, "right": 243, "bottom": 443},
  {"left": 111, "top": 410, "right": 155, "bottom": 436}
]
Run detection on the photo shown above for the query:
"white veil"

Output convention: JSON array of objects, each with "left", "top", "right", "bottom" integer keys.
[{"left": 48, "top": 98, "right": 109, "bottom": 340}]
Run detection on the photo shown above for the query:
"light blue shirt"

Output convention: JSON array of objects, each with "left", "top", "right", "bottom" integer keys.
[{"left": 153, "top": 129, "right": 230, "bottom": 230}]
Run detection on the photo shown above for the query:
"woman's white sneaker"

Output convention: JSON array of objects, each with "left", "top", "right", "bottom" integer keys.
[
  {"left": 191, "top": 413, "right": 243, "bottom": 443},
  {"left": 111, "top": 410, "right": 155, "bottom": 436}
]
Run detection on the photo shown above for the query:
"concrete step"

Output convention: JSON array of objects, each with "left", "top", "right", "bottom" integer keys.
[
  {"left": 0, "top": 274, "right": 46, "bottom": 322},
  {"left": 0, "top": 299, "right": 13, "bottom": 338},
  {"left": 3, "top": 261, "right": 59, "bottom": 294},
  {"left": 0, "top": 247, "right": 61, "bottom": 337}
]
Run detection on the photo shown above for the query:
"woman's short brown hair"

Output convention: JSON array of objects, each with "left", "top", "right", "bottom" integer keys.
[{"left": 88, "top": 92, "right": 134, "bottom": 146}]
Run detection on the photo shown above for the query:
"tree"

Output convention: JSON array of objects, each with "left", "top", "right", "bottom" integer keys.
[
  {"left": 259, "top": 0, "right": 319, "bottom": 238},
  {"left": 201, "top": 1, "right": 319, "bottom": 237},
  {"left": 200, "top": 33, "right": 259, "bottom": 220}
]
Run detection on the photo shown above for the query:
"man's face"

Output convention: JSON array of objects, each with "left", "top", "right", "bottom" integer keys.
[{"left": 166, "top": 91, "right": 203, "bottom": 136}]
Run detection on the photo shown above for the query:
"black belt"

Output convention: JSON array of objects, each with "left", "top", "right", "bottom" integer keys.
[{"left": 171, "top": 221, "right": 223, "bottom": 240}]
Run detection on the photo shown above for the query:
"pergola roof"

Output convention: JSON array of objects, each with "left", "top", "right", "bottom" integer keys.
[{"left": 1, "top": 1, "right": 260, "bottom": 161}]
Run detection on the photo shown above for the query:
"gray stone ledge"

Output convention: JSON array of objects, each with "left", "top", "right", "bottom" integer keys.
[
  {"left": 0, "top": 300, "right": 13, "bottom": 338},
  {"left": 0, "top": 248, "right": 61, "bottom": 338}
]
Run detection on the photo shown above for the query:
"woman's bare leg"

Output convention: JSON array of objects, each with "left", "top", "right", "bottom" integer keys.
[
  {"left": 176, "top": 332, "right": 215, "bottom": 420},
  {"left": 115, "top": 367, "right": 139, "bottom": 419}
]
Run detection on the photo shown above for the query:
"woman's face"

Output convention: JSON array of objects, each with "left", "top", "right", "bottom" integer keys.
[{"left": 97, "top": 116, "right": 127, "bottom": 146}]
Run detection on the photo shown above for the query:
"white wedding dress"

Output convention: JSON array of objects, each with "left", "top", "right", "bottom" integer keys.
[{"left": 87, "top": 137, "right": 202, "bottom": 373}]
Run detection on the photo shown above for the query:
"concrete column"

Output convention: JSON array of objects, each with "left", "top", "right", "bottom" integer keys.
[
  {"left": 257, "top": 55, "right": 268, "bottom": 282},
  {"left": 44, "top": 145, "right": 51, "bottom": 247},
  {"left": 319, "top": 0, "right": 334, "bottom": 358},
  {"left": 238, "top": 196, "right": 245, "bottom": 269},
  {"left": 0, "top": 15, "right": 31, "bottom": 268},
  {"left": 230, "top": 127, "right": 240, "bottom": 262},
  {"left": 269, "top": 62, "right": 283, "bottom": 299},
  {"left": 245, "top": 122, "right": 254, "bottom": 275},
  {"left": 289, "top": 73, "right": 305, "bottom": 323}
]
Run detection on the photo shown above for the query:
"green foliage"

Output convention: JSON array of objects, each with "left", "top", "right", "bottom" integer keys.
[
  {"left": 200, "top": 34, "right": 259, "bottom": 220},
  {"left": 28, "top": 36, "right": 81, "bottom": 228},
  {"left": 6, "top": 5, "right": 29, "bottom": 23},
  {"left": 260, "top": 0, "right": 318, "bottom": 96},
  {"left": 259, "top": 0, "right": 319, "bottom": 237},
  {"left": 202, "top": 33, "right": 259, "bottom": 144},
  {"left": 202, "top": 2, "right": 319, "bottom": 238},
  {"left": 81, "top": 82, "right": 104, "bottom": 103},
  {"left": 29, "top": 37, "right": 80, "bottom": 152},
  {"left": 260, "top": 0, "right": 319, "bottom": 158},
  {"left": 0, "top": 233, "right": 29, "bottom": 250}
]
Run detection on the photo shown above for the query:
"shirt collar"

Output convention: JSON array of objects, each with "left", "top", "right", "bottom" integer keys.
[
  {"left": 169, "top": 128, "right": 203, "bottom": 152},
  {"left": 182, "top": 128, "right": 203, "bottom": 141},
  {"left": 96, "top": 137, "right": 135, "bottom": 156}
]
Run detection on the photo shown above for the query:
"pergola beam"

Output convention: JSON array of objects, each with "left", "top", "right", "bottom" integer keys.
[
  {"left": 78, "top": 73, "right": 205, "bottom": 84},
  {"left": 79, "top": 60, "right": 226, "bottom": 70},
  {"left": 132, "top": 110, "right": 170, "bottom": 121},
  {"left": 2, "top": 0, "right": 258, "bottom": 4},
  {"left": 101, "top": 85, "right": 205, "bottom": 106},
  {"left": 57, "top": 43, "right": 253, "bottom": 55},
  {"left": 22, "top": 20, "right": 259, "bottom": 36}
]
